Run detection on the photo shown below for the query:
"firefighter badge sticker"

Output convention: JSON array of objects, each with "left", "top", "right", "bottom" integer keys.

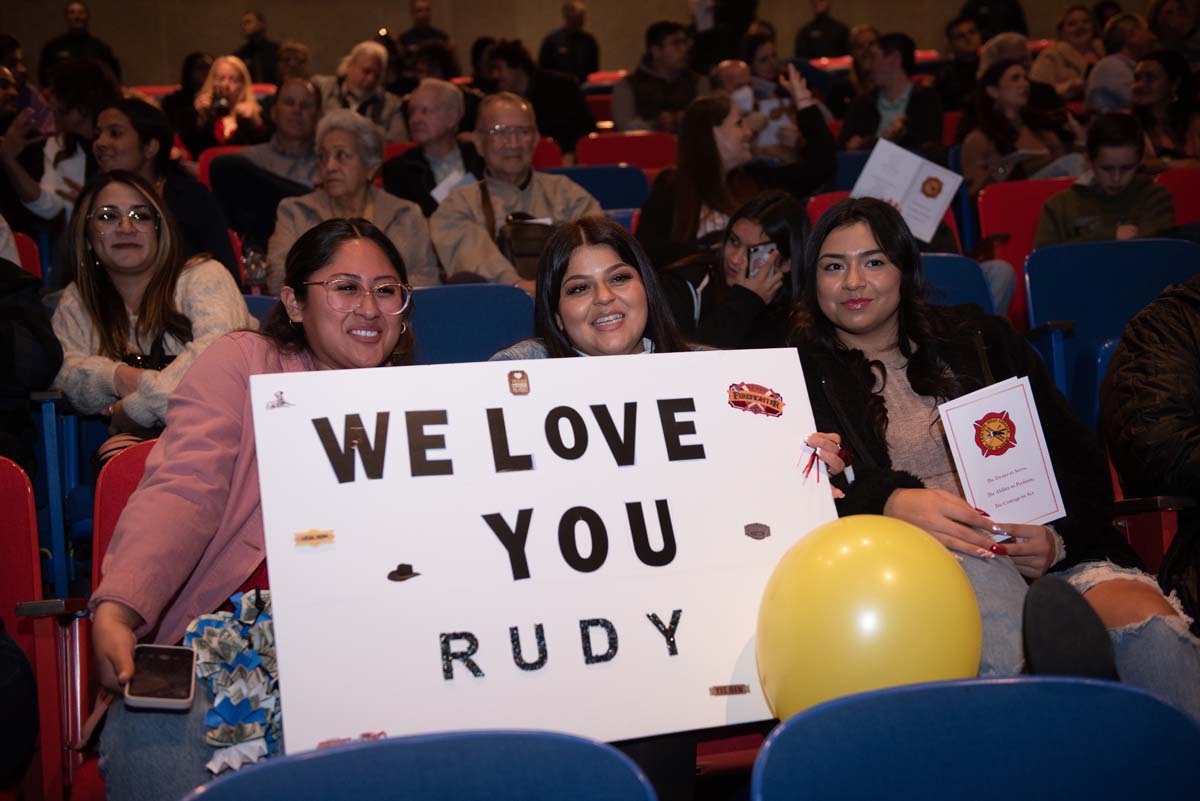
[
  {"left": 973, "top": 411, "right": 1017, "bottom": 457},
  {"left": 727, "top": 382, "right": 785, "bottom": 417}
]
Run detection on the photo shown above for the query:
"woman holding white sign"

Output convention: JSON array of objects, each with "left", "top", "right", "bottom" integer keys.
[
  {"left": 89, "top": 218, "right": 416, "bottom": 799},
  {"left": 793, "top": 196, "right": 1200, "bottom": 718}
]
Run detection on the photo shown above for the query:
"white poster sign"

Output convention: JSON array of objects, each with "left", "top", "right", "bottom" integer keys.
[{"left": 250, "top": 348, "right": 836, "bottom": 753}]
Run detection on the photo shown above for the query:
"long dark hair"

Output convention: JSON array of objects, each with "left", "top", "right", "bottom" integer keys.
[
  {"left": 791, "top": 198, "right": 959, "bottom": 439},
  {"left": 67, "top": 170, "right": 194, "bottom": 360},
  {"left": 671, "top": 95, "right": 758, "bottom": 241},
  {"left": 975, "top": 58, "right": 1051, "bottom": 156},
  {"left": 98, "top": 98, "right": 175, "bottom": 178},
  {"left": 49, "top": 57, "right": 120, "bottom": 165},
  {"left": 1133, "top": 49, "right": 1199, "bottom": 149},
  {"left": 259, "top": 218, "right": 415, "bottom": 365},
  {"left": 178, "top": 51, "right": 214, "bottom": 97},
  {"left": 722, "top": 190, "right": 807, "bottom": 308},
  {"left": 534, "top": 216, "right": 690, "bottom": 358}
]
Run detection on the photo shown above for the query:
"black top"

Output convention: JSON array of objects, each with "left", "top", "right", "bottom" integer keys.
[
  {"left": 794, "top": 14, "right": 850, "bottom": 59},
  {"left": 177, "top": 109, "right": 270, "bottom": 164},
  {"left": 162, "top": 168, "right": 240, "bottom": 286},
  {"left": 959, "top": 0, "right": 1029, "bottom": 41},
  {"left": 838, "top": 84, "right": 946, "bottom": 163},
  {"left": 234, "top": 37, "right": 280, "bottom": 85},
  {"left": 538, "top": 27, "right": 600, "bottom": 84},
  {"left": 526, "top": 68, "right": 595, "bottom": 155},
  {"left": 381, "top": 141, "right": 486, "bottom": 217},
  {"left": 934, "top": 58, "right": 979, "bottom": 113},
  {"left": 38, "top": 31, "right": 121, "bottom": 85}
]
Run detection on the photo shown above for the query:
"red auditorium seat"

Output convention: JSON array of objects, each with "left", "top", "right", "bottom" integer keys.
[
  {"left": 942, "top": 111, "right": 961, "bottom": 146},
  {"left": 585, "top": 70, "right": 627, "bottom": 85},
  {"left": 574, "top": 131, "right": 677, "bottom": 170},
  {"left": 13, "top": 231, "right": 41, "bottom": 279},
  {"left": 197, "top": 145, "right": 247, "bottom": 188},
  {"left": 533, "top": 137, "right": 564, "bottom": 169},
  {"left": 586, "top": 93, "right": 612, "bottom": 124},
  {"left": 1155, "top": 167, "right": 1200, "bottom": 226}
]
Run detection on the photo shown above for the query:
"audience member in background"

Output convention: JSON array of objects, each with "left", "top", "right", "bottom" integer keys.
[
  {"left": 539, "top": 2, "right": 600, "bottom": 84},
  {"left": 92, "top": 219, "right": 416, "bottom": 801},
  {"left": 1101, "top": 273, "right": 1200, "bottom": 633},
  {"left": 795, "top": 196, "right": 1200, "bottom": 719},
  {"left": 233, "top": 10, "right": 279, "bottom": 85},
  {"left": 488, "top": 39, "right": 594, "bottom": 156},
  {"left": 1094, "top": 1, "right": 1124, "bottom": 31},
  {"left": 662, "top": 190, "right": 805, "bottom": 349},
  {"left": 0, "top": 36, "right": 52, "bottom": 134},
  {"left": 161, "top": 52, "right": 213, "bottom": 148},
  {"left": 1133, "top": 48, "right": 1200, "bottom": 170},
  {"left": 492, "top": 216, "right": 692, "bottom": 360},
  {"left": 959, "top": 0, "right": 1028, "bottom": 41},
  {"left": 0, "top": 248, "right": 62, "bottom": 476},
  {"left": 94, "top": 98, "right": 239, "bottom": 282},
  {"left": 38, "top": 1, "right": 121, "bottom": 85},
  {"left": 267, "top": 110, "right": 437, "bottom": 294},
  {"left": 1034, "top": 113, "right": 1175, "bottom": 246},
  {"left": 313, "top": 41, "right": 408, "bottom": 142},
  {"left": 276, "top": 40, "right": 311, "bottom": 83},
  {"left": 687, "top": 0, "right": 758, "bottom": 76},
  {"left": 430, "top": 93, "right": 600, "bottom": 291},
  {"left": 824, "top": 24, "right": 879, "bottom": 118},
  {"left": 383, "top": 79, "right": 483, "bottom": 216},
  {"left": 747, "top": 19, "right": 776, "bottom": 42},
  {"left": 961, "top": 59, "right": 1084, "bottom": 199},
  {"left": 53, "top": 171, "right": 254, "bottom": 454},
  {"left": 839, "top": 33, "right": 946, "bottom": 163},
  {"left": 1149, "top": 0, "right": 1200, "bottom": 74},
  {"left": 935, "top": 16, "right": 983, "bottom": 112},
  {"left": 637, "top": 67, "right": 835, "bottom": 268},
  {"left": 612, "top": 21, "right": 711, "bottom": 133},
  {"left": 1087, "top": 12, "right": 1157, "bottom": 112},
  {"left": 0, "top": 58, "right": 120, "bottom": 226},
  {"left": 711, "top": 58, "right": 801, "bottom": 162},
  {"left": 742, "top": 31, "right": 784, "bottom": 100},
  {"left": 953, "top": 32, "right": 1068, "bottom": 143},
  {"left": 412, "top": 40, "right": 482, "bottom": 131},
  {"left": 470, "top": 36, "right": 499, "bottom": 93},
  {"left": 400, "top": 0, "right": 450, "bottom": 50},
  {"left": 794, "top": 0, "right": 850, "bottom": 58},
  {"left": 1031, "top": 5, "right": 1105, "bottom": 101},
  {"left": 0, "top": 63, "right": 41, "bottom": 237},
  {"left": 181, "top": 55, "right": 268, "bottom": 158},
  {"left": 236, "top": 76, "right": 321, "bottom": 187}
]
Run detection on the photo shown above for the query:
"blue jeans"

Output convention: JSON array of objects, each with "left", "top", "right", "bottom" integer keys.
[
  {"left": 960, "top": 554, "right": 1200, "bottom": 719},
  {"left": 99, "top": 684, "right": 217, "bottom": 801}
]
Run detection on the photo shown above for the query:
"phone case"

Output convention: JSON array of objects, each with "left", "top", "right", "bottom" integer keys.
[{"left": 124, "top": 645, "right": 197, "bottom": 711}]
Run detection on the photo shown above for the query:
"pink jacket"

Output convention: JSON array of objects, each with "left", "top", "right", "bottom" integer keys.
[{"left": 91, "top": 332, "right": 316, "bottom": 645}]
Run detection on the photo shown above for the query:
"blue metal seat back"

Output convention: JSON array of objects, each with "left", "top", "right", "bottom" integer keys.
[
  {"left": 543, "top": 164, "right": 651, "bottom": 210},
  {"left": 921, "top": 254, "right": 994, "bottom": 315},
  {"left": 409, "top": 284, "right": 535, "bottom": 365}
]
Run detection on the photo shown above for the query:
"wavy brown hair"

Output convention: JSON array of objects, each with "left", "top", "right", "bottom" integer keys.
[
  {"left": 66, "top": 170, "right": 195, "bottom": 360},
  {"left": 671, "top": 94, "right": 758, "bottom": 242}
]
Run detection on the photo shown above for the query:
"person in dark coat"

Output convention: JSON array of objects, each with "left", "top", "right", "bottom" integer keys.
[
  {"left": 793, "top": 0, "right": 851, "bottom": 58},
  {"left": 38, "top": 1, "right": 121, "bottom": 85},
  {"left": 233, "top": 10, "right": 280, "bottom": 85},
  {"left": 487, "top": 39, "right": 594, "bottom": 154},
  {"left": 959, "top": 0, "right": 1030, "bottom": 41},
  {"left": 935, "top": 16, "right": 983, "bottom": 112},
  {"left": 538, "top": 2, "right": 600, "bottom": 84}
]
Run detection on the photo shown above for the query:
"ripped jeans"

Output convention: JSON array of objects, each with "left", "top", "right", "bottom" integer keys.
[{"left": 959, "top": 554, "right": 1200, "bottom": 719}]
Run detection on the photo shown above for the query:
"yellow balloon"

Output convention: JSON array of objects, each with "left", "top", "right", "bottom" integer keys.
[{"left": 756, "top": 515, "right": 982, "bottom": 720}]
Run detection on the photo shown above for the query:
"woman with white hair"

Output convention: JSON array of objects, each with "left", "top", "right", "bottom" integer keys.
[
  {"left": 312, "top": 40, "right": 408, "bottom": 141},
  {"left": 266, "top": 109, "right": 438, "bottom": 293}
]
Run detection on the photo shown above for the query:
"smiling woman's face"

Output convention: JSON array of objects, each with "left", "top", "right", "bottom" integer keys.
[
  {"left": 814, "top": 221, "right": 903, "bottom": 349},
  {"left": 556, "top": 244, "right": 649, "bottom": 356},
  {"left": 87, "top": 181, "right": 160, "bottom": 278}
]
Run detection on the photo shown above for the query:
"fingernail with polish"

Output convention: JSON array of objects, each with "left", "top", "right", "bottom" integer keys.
[
  {"left": 974, "top": 548, "right": 996, "bottom": 559},
  {"left": 989, "top": 543, "right": 1008, "bottom": 556},
  {"left": 974, "top": 507, "right": 991, "bottom": 517}
]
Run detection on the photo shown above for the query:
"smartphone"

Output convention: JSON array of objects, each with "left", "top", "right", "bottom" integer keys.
[
  {"left": 747, "top": 243, "right": 778, "bottom": 279},
  {"left": 124, "top": 644, "right": 196, "bottom": 711}
]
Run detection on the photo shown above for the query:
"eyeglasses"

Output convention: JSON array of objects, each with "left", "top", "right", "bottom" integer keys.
[
  {"left": 303, "top": 278, "right": 412, "bottom": 316},
  {"left": 88, "top": 205, "right": 158, "bottom": 232},
  {"left": 477, "top": 124, "right": 535, "bottom": 141}
]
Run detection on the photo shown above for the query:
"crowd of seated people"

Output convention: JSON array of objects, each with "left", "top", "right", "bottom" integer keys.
[{"left": 4, "top": 1, "right": 1200, "bottom": 798}]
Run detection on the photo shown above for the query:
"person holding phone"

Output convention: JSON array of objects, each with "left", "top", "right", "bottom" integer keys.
[
  {"left": 662, "top": 190, "right": 805, "bottom": 350},
  {"left": 89, "top": 218, "right": 417, "bottom": 800}
]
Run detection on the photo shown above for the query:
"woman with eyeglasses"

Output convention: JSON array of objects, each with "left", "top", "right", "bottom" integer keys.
[
  {"left": 90, "top": 218, "right": 416, "bottom": 799},
  {"left": 266, "top": 109, "right": 437, "bottom": 294},
  {"left": 51, "top": 170, "right": 254, "bottom": 456}
]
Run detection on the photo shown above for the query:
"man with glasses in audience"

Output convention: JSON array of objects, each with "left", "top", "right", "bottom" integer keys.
[
  {"left": 936, "top": 15, "right": 983, "bottom": 111},
  {"left": 612, "top": 21, "right": 710, "bottom": 133},
  {"left": 430, "top": 93, "right": 600, "bottom": 293},
  {"left": 382, "top": 78, "right": 484, "bottom": 216}
]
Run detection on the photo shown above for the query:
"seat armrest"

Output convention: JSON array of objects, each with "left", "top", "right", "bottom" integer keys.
[
  {"left": 17, "top": 598, "right": 90, "bottom": 619},
  {"left": 1026, "top": 320, "right": 1075, "bottom": 339},
  {"left": 1114, "top": 496, "right": 1197, "bottom": 515}
]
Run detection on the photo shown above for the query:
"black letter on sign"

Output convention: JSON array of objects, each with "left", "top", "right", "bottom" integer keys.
[
  {"left": 545, "top": 406, "right": 588, "bottom": 460},
  {"left": 647, "top": 610, "right": 682, "bottom": 656},
  {"left": 558, "top": 506, "right": 608, "bottom": 573},
  {"left": 590, "top": 402, "right": 637, "bottom": 466},
  {"left": 580, "top": 618, "right": 619, "bottom": 664},
  {"left": 486, "top": 408, "right": 533, "bottom": 472},
  {"left": 657, "top": 399, "right": 706, "bottom": 461},
  {"left": 312, "top": 413, "right": 389, "bottom": 484},
  {"left": 626, "top": 499, "right": 677, "bottom": 567},
  {"left": 406, "top": 410, "right": 453, "bottom": 477},
  {"left": 440, "top": 632, "right": 484, "bottom": 680},
  {"left": 510, "top": 624, "right": 548, "bottom": 671},
  {"left": 483, "top": 509, "right": 534, "bottom": 581}
]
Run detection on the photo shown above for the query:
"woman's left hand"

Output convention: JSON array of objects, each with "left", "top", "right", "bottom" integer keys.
[
  {"left": 779, "top": 63, "right": 815, "bottom": 110},
  {"left": 105, "top": 400, "right": 138, "bottom": 433},
  {"left": 804, "top": 432, "right": 846, "bottom": 475},
  {"left": 998, "top": 523, "right": 1054, "bottom": 578}
]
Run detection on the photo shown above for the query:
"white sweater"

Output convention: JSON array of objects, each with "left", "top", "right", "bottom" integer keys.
[{"left": 51, "top": 259, "right": 258, "bottom": 427}]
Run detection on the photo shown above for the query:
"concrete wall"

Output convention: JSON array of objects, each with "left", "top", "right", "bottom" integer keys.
[{"left": 2, "top": 1, "right": 1071, "bottom": 87}]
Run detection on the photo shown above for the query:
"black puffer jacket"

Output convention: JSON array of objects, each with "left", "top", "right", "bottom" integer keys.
[
  {"left": 1100, "top": 276, "right": 1200, "bottom": 499},
  {"left": 798, "top": 303, "right": 1139, "bottom": 572}
]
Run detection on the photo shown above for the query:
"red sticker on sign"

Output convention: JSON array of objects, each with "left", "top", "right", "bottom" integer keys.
[
  {"left": 973, "top": 410, "right": 1017, "bottom": 457},
  {"left": 728, "top": 383, "right": 785, "bottom": 417}
]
